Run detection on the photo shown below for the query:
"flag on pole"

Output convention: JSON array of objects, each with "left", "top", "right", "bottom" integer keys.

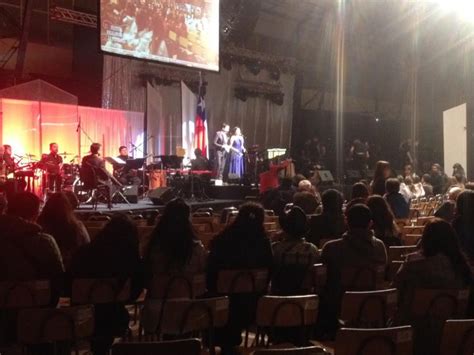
[{"left": 194, "top": 81, "right": 208, "bottom": 157}]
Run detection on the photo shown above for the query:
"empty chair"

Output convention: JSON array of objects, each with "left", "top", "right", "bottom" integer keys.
[
  {"left": 252, "top": 346, "right": 327, "bottom": 354},
  {"left": 335, "top": 326, "right": 413, "bottom": 355},
  {"left": 440, "top": 319, "right": 474, "bottom": 355},
  {"left": 111, "top": 339, "right": 201, "bottom": 355},
  {"left": 17, "top": 305, "right": 94, "bottom": 354},
  {"left": 340, "top": 289, "right": 398, "bottom": 328},
  {"left": 256, "top": 295, "right": 319, "bottom": 347}
]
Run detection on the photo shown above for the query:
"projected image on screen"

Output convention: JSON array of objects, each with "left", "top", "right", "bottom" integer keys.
[{"left": 100, "top": 0, "right": 219, "bottom": 71}]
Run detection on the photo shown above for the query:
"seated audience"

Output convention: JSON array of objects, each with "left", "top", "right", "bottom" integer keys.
[
  {"left": 145, "top": 198, "right": 207, "bottom": 279},
  {"left": 430, "top": 163, "right": 447, "bottom": 195},
  {"left": 385, "top": 178, "right": 410, "bottom": 219},
  {"left": 452, "top": 190, "right": 474, "bottom": 260},
  {"left": 351, "top": 182, "right": 370, "bottom": 202},
  {"left": 272, "top": 206, "right": 319, "bottom": 295},
  {"left": 367, "top": 195, "right": 402, "bottom": 247},
  {"left": 293, "top": 190, "right": 320, "bottom": 215},
  {"left": 207, "top": 202, "right": 273, "bottom": 354},
  {"left": 0, "top": 192, "right": 64, "bottom": 289},
  {"left": 70, "top": 214, "right": 143, "bottom": 355},
  {"left": 308, "top": 189, "right": 346, "bottom": 247},
  {"left": 421, "top": 173, "right": 434, "bottom": 197},
  {"left": 261, "top": 177, "right": 295, "bottom": 217},
  {"left": 37, "top": 192, "right": 90, "bottom": 269},
  {"left": 434, "top": 186, "right": 463, "bottom": 223},
  {"left": 370, "top": 160, "right": 391, "bottom": 196},
  {"left": 319, "top": 204, "right": 387, "bottom": 334}
]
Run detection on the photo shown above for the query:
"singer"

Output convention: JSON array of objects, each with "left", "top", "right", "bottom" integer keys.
[{"left": 228, "top": 127, "right": 246, "bottom": 179}]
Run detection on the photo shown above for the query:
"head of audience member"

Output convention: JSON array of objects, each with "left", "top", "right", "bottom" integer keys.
[
  {"left": 346, "top": 204, "right": 372, "bottom": 232},
  {"left": 90, "top": 143, "right": 101, "bottom": 155},
  {"left": 50, "top": 142, "right": 59, "bottom": 154},
  {"left": 453, "top": 163, "right": 465, "bottom": 177},
  {"left": 321, "top": 189, "right": 344, "bottom": 217},
  {"left": 222, "top": 123, "right": 230, "bottom": 134},
  {"left": 374, "top": 160, "right": 391, "bottom": 181},
  {"left": 422, "top": 174, "right": 432, "bottom": 185},
  {"left": 95, "top": 213, "right": 138, "bottom": 250},
  {"left": 279, "top": 206, "right": 308, "bottom": 239},
  {"left": 351, "top": 182, "right": 369, "bottom": 201},
  {"left": 421, "top": 219, "right": 472, "bottom": 282},
  {"left": 7, "top": 192, "right": 40, "bottom": 222},
  {"left": 403, "top": 164, "right": 413, "bottom": 178},
  {"left": 194, "top": 148, "right": 203, "bottom": 158},
  {"left": 448, "top": 186, "right": 463, "bottom": 201},
  {"left": 293, "top": 191, "right": 319, "bottom": 215},
  {"left": 431, "top": 163, "right": 442, "bottom": 176},
  {"left": 367, "top": 195, "right": 395, "bottom": 232},
  {"left": 385, "top": 178, "right": 401, "bottom": 195},
  {"left": 293, "top": 174, "right": 307, "bottom": 188},
  {"left": 456, "top": 190, "right": 474, "bottom": 221},
  {"left": 147, "top": 198, "right": 196, "bottom": 269},
  {"left": 298, "top": 179, "right": 316, "bottom": 195},
  {"left": 3, "top": 144, "right": 11, "bottom": 156},
  {"left": 230, "top": 202, "right": 266, "bottom": 238},
  {"left": 119, "top": 146, "right": 128, "bottom": 157}
]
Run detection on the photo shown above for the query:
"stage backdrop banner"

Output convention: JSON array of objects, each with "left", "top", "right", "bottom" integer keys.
[{"left": 181, "top": 81, "right": 198, "bottom": 160}]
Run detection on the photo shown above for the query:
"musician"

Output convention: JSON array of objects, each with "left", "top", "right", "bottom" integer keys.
[
  {"left": 2, "top": 145, "right": 15, "bottom": 175},
  {"left": 213, "top": 123, "right": 230, "bottom": 181},
  {"left": 81, "top": 143, "right": 112, "bottom": 208},
  {"left": 40, "top": 142, "right": 63, "bottom": 192},
  {"left": 191, "top": 148, "right": 210, "bottom": 171},
  {"left": 114, "top": 146, "right": 140, "bottom": 186}
]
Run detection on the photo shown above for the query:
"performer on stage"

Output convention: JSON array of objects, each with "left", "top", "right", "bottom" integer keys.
[
  {"left": 40, "top": 142, "right": 63, "bottom": 192},
  {"left": 213, "top": 123, "right": 230, "bottom": 181},
  {"left": 228, "top": 127, "right": 246, "bottom": 179},
  {"left": 114, "top": 146, "right": 140, "bottom": 186}
]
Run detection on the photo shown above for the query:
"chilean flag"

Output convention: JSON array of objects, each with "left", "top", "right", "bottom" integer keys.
[{"left": 194, "top": 90, "right": 208, "bottom": 157}]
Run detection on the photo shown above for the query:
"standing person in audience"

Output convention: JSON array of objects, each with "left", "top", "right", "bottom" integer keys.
[
  {"left": 37, "top": 192, "right": 90, "bottom": 269},
  {"left": 145, "top": 198, "right": 207, "bottom": 279},
  {"left": 207, "top": 202, "right": 272, "bottom": 355},
  {"left": 453, "top": 190, "right": 474, "bottom": 260},
  {"left": 421, "top": 173, "right": 434, "bottom": 197},
  {"left": 430, "top": 163, "right": 445, "bottom": 195},
  {"left": 370, "top": 160, "right": 391, "bottom": 196},
  {"left": 272, "top": 206, "right": 319, "bottom": 295},
  {"left": 393, "top": 219, "right": 472, "bottom": 354},
  {"left": 307, "top": 189, "right": 346, "bottom": 247},
  {"left": 367, "top": 195, "right": 402, "bottom": 247},
  {"left": 384, "top": 178, "right": 410, "bottom": 219},
  {"left": 70, "top": 214, "right": 143, "bottom": 355},
  {"left": 319, "top": 204, "right": 387, "bottom": 335}
]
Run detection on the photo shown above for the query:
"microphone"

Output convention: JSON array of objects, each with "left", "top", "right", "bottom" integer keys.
[{"left": 76, "top": 121, "right": 80, "bottom": 133}]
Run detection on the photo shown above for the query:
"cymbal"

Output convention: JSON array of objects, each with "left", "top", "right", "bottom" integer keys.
[
  {"left": 59, "top": 152, "right": 75, "bottom": 156},
  {"left": 25, "top": 153, "right": 36, "bottom": 158}
]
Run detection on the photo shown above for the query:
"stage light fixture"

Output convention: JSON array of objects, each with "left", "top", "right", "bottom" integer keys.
[{"left": 433, "top": 0, "right": 474, "bottom": 23}]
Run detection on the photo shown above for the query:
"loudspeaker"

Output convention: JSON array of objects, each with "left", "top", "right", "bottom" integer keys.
[
  {"left": 346, "top": 170, "right": 362, "bottom": 180},
  {"left": 149, "top": 187, "right": 176, "bottom": 205},
  {"left": 318, "top": 170, "right": 334, "bottom": 184},
  {"left": 124, "top": 185, "right": 139, "bottom": 204}
]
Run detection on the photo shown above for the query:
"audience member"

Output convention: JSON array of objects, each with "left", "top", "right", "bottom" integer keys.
[
  {"left": 351, "top": 182, "right": 370, "bottom": 201},
  {"left": 70, "top": 214, "right": 143, "bottom": 355},
  {"left": 293, "top": 190, "right": 320, "bottom": 215},
  {"left": 453, "top": 190, "right": 474, "bottom": 260},
  {"left": 0, "top": 192, "right": 64, "bottom": 289},
  {"left": 430, "top": 163, "right": 446, "bottom": 195},
  {"left": 207, "top": 202, "right": 272, "bottom": 354},
  {"left": 371, "top": 160, "right": 391, "bottom": 195},
  {"left": 308, "top": 189, "right": 346, "bottom": 247},
  {"left": 434, "top": 186, "right": 463, "bottom": 223},
  {"left": 272, "top": 206, "right": 319, "bottom": 295},
  {"left": 319, "top": 204, "right": 387, "bottom": 334},
  {"left": 367, "top": 195, "right": 402, "bottom": 247},
  {"left": 421, "top": 173, "right": 434, "bottom": 197},
  {"left": 37, "top": 192, "right": 90, "bottom": 269},
  {"left": 385, "top": 178, "right": 410, "bottom": 219},
  {"left": 145, "top": 198, "right": 206, "bottom": 279},
  {"left": 261, "top": 177, "right": 295, "bottom": 217}
]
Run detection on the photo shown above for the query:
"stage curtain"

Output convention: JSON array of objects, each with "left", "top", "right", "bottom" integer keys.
[
  {"left": 0, "top": 98, "right": 40, "bottom": 158},
  {"left": 78, "top": 106, "right": 144, "bottom": 161}
]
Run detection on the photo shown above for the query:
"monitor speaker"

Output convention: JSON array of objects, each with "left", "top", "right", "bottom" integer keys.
[
  {"left": 123, "top": 185, "right": 139, "bottom": 204},
  {"left": 149, "top": 187, "right": 176, "bottom": 205},
  {"left": 318, "top": 170, "right": 334, "bottom": 184}
]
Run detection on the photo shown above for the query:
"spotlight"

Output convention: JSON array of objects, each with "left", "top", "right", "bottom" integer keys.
[{"left": 434, "top": 0, "right": 474, "bottom": 22}]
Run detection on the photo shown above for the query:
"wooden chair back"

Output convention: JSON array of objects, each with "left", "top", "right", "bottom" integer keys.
[
  {"left": 411, "top": 289, "right": 470, "bottom": 320},
  {"left": 0, "top": 280, "right": 50, "bottom": 309},
  {"left": 252, "top": 346, "right": 327, "bottom": 354},
  {"left": 217, "top": 269, "right": 269, "bottom": 294},
  {"left": 301, "top": 263, "right": 327, "bottom": 294},
  {"left": 17, "top": 305, "right": 94, "bottom": 344},
  {"left": 340, "top": 289, "right": 398, "bottom": 328},
  {"left": 71, "top": 278, "right": 130, "bottom": 304},
  {"left": 146, "top": 273, "right": 206, "bottom": 300},
  {"left": 112, "top": 339, "right": 201, "bottom": 355},
  {"left": 387, "top": 246, "right": 418, "bottom": 263},
  {"left": 335, "top": 326, "right": 413, "bottom": 355},
  {"left": 440, "top": 319, "right": 474, "bottom": 355},
  {"left": 386, "top": 261, "right": 403, "bottom": 282},
  {"left": 341, "top": 265, "right": 386, "bottom": 291}
]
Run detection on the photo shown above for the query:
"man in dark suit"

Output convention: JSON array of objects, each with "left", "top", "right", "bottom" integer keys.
[{"left": 213, "top": 123, "right": 230, "bottom": 181}]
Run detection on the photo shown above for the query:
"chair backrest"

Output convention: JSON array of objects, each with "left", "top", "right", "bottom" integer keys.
[
  {"left": 17, "top": 305, "right": 94, "bottom": 344},
  {"left": 335, "top": 326, "right": 413, "bottom": 355},
  {"left": 256, "top": 295, "right": 319, "bottom": 328},
  {"left": 0, "top": 280, "right": 51, "bottom": 309},
  {"left": 386, "top": 261, "right": 404, "bottom": 282},
  {"left": 112, "top": 339, "right": 201, "bottom": 355},
  {"left": 159, "top": 297, "right": 229, "bottom": 335},
  {"left": 341, "top": 265, "right": 386, "bottom": 291},
  {"left": 217, "top": 269, "right": 269, "bottom": 294},
  {"left": 340, "top": 289, "right": 398, "bottom": 328},
  {"left": 387, "top": 246, "right": 418, "bottom": 263},
  {"left": 252, "top": 346, "right": 328, "bottom": 354},
  {"left": 147, "top": 273, "right": 206, "bottom": 300},
  {"left": 440, "top": 319, "right": 474, "bottom": 355},
  {"left": 71, "top": 278, "right": 131, "bottom": 304},
  {"left": 80, "top": 163, "right": 98, "bottom": 189},
  {"left": 278, "top": 263, "right": 326, "bottom": 295},
  {"left": 410, "top": 289, "right": 470, "bottom": 320}
]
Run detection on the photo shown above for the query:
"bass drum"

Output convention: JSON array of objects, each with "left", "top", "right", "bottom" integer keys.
[{"left": 71, "top": 177, "right": 93, "bottom": 204}]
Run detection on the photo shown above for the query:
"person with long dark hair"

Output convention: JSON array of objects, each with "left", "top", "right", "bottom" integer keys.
[
  {"left": 37, "top": 192, "right": 89, "bottom": 269},
  {"left": 370, "top": 160, "right": 391, "bottom": 196},
  {"left": 453, "top": 190, "right": 474, "bottom": 260},
  {"left": 145, "top": 198, "right": 207, "bottom": 279},
  {"left": 367, "top": 195, "right": 401, "bottom": 247}
]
